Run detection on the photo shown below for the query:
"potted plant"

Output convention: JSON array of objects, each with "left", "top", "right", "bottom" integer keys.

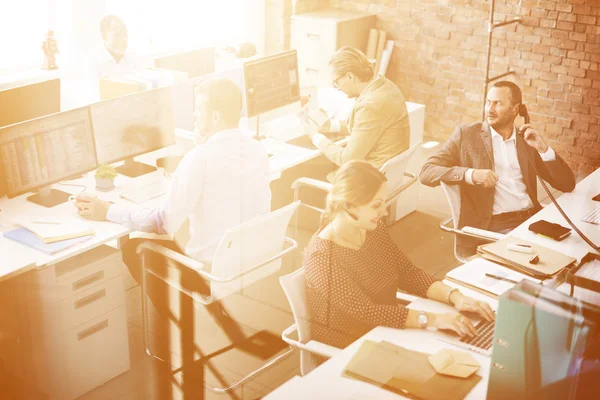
[{"left": 95, "top": 164, "right": 117, "bottom": 191}]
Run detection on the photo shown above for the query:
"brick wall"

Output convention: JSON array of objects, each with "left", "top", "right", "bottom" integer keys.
[{"left": 328, "top": 0, "right": 599, "bottom": 178}]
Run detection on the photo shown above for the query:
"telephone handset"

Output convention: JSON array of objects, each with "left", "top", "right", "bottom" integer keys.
[{"left": 517, "top": 104, "right": 598, "bottom": 251}]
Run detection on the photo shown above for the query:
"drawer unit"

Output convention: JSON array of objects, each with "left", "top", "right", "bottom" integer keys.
[
  {"left": 291, "top": 9, "right": 376, "bottom": 88},
  {"left": 23, "top": 306, "right": 130, "bottom": 400},
  {"left": 13, "top": 245, "right": 130, "bottom": 400}
]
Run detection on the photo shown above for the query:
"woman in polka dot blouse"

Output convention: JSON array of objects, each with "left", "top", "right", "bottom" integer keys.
[{"left": 304, "top": 160, "right": 495, "bottom": 357}]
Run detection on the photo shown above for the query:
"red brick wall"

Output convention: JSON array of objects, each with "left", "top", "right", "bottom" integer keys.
[{"left": 329, "top": 0, "right": 600, "bottom": 178}]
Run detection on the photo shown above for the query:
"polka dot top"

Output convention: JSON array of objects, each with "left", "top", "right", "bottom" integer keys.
[{"left": 305, "top": 221, "right": 438, "bottom": 353}]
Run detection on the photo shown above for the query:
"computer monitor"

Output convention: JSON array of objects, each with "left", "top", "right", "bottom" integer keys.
[
  {"left": 90, "top": 86, "right": 175, "bottom": 177},
  {"left": 155, "top": 47, "right": 215, "bottom": 78},
  {"left": 0, "top": 107, "right": 97, "bottom": 207},
  {"left": 243, "top": 50, "right": 301, "bottom": 138},
  {"left": 0, "top": 79, "right": 61, "bottom": 128},
  {"left": 170, "top": 67, "right": 246, "bottom": 131}
]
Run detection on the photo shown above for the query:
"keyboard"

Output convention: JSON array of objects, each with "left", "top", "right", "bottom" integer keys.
[
  {"left": 120, "top": 180, "right": 167, "bottom": 204},
  {"left": 458, "top": 320, "right": 495, "bottom": 352},
  {"left": 582, "top": 206, "right": 600, "bottom": 225},
  {"left": 437, "top": 319, "right": 495, "bottom": 356}
]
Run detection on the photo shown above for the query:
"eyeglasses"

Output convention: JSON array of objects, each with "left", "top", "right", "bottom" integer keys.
[{"left": 332, "top": 74, "right": 344, "bottom": 90}]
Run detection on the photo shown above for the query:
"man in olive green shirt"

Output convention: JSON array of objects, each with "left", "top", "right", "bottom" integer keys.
[{"left": 306, "top": 46, "right": 410, "bottom": 176}]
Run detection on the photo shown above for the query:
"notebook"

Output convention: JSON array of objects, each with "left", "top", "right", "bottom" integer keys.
[
  {"left": 3, "top": 228, "right": 93, "bottom": 255},
  {"left": 21, "top": 220, "right": 94, "bottom": 244},
  {"left": 477, "top": 237, "right": 576, "bottom": 278},
  {"left": 446, "top": 258, "right": 541, "bottom": 299}
]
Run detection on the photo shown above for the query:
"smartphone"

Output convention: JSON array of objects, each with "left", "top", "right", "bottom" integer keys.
[{"left": 529, "top": 220, "right": 572, "bottom": 241}]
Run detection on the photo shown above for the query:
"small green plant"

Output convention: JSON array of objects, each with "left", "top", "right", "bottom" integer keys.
[{"left": 95, "top": 164, "right": 117, "bottom": 179}]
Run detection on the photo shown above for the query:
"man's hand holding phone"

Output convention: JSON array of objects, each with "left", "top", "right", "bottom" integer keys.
[{"left": 519, "top": 124, "right": 549, "bottom": 153}]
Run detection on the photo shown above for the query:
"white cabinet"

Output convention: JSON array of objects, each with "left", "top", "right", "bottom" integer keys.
[
  {"left": 291, "top": 9, "right": 376, "bottom": 88},
  {"left": 14, "top": 245, "right": 130, "bottom": 400}
]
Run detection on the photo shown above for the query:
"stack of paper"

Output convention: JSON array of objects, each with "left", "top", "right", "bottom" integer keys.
[
  {"left": 446, "top": 258, "right": 541, "bottom": 298},
  {"left": 20, "top": 219, "right": 94, "bottom": 244}
]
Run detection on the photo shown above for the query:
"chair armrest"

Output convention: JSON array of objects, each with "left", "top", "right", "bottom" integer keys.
[
  {"left": 387, "top": 172, "right": 418, "bottom": 204},
  {"left": 439, "top": 218, "right": 504, "bottom": 242},
  {"left": 137, "top": 237, "right": 297, "bottom": 283},
  {"left": 282, "top": 324, "right": 341, "bottom": 359},
  {"left": 291, "top": 177, "right": 332, "bottom": 193}
]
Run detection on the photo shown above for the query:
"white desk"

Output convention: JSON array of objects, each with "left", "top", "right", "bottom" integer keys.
[
  {"left": 510, "top": 168, "right": 600, "bottom": 261},
  {"left": 0, "top": 148, "right": 170, "bottom": 280},
  {"left": 266, "top": 274, "right": 498, "bottom": 399}
]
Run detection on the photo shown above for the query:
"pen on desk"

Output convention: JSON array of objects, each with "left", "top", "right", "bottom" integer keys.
[{"left": 485, "top": 273, "right": 519, "bottom": 285}]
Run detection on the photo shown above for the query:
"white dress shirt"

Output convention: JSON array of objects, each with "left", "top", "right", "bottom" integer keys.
[
  {"left": 107, "top": 128, "right": 271, "bottom": 262},
  {"left": 88, "top": 46, "right": 151, "bottom": 79},
  {"left": 465, "top": 126, "right": 556, "bottom": 215}
]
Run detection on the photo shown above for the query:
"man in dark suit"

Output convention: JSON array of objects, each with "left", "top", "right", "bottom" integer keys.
[{"left": 419, "top": 81, "right": 575, "bottom": 257}]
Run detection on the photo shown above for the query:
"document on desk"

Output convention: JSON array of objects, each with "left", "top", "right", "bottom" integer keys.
[
  {"left": 478, "top": 237, "right": 576, "bottom": 278},
  {"left": 342, "top": 340, "right": 481, "bottom": 400},
  {"left": 3, "top": 228, "right": 93, "bottom": 255},
  {"left": 20, "top": 219, "right": 94, "bottom": 243},
  {"left": 446, "top": 258, "right": 541, "bottom": 298}
]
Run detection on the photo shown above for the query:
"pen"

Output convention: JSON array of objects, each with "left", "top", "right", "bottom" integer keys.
[
  {"left": 31, "top": 221, "right": 61, "bottom": 225},
  {"left": 485, "top": 273, "right": 519, "bottom": 284}
]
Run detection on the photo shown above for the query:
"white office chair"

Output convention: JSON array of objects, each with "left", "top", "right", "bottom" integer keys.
[
  {"left": 136, "top": 201, "right": 300, "bottom": 395},
  {"left": 291, "top": 141, "right": 422, "bottom": 241},
  {"left": 279, "top": 268, "right": 419, "bottom": 375},
  {"left": 439, "top": 182, "right": 504, "bottom": 263},
  {"left": 279, "top": 268, "right": 341, "bottom": 375}
]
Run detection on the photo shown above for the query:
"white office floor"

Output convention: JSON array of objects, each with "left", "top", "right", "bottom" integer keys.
[{"left": 70, "top": 142, "right": 562, "bottom": 399}]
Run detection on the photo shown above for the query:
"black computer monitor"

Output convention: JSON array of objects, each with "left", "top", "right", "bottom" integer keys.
[
  {"left": 243, "top": 50, "right": 300, "bottom": 119},
  {"left": 155, "top": 47, "right": 215, "bottom": 78},
  {"left": 90, "top": 86, "right": 175, "bottom": 177},
  {"left": 0, "top": 79, "right": 61, "bottom": 128},
  {"left": 0, "top": 107, "right": 97, "bottom": 207}
]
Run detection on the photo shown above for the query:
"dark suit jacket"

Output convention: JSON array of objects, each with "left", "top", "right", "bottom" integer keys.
[{"left": 419, "top": 121, "right": 576, "bottom": 255}]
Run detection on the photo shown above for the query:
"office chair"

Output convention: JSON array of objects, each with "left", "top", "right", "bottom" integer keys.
[
  {"left": 279, "top": 268, "right": 341, "bottom": 375},
  {"left": 280, "top": 268, "right": 419, "bottom": 375},
  {"left": 136, "top": 201, "right": 300, "bottom": 395},
  {"left": 439, "top": 182, "right": 504, "bottom": 263},
  {"left": 291, "top": 141, "right": 422, "bottom": 242}
]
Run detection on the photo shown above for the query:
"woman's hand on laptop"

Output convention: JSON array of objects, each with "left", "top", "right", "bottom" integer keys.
[
  {"left": 431, "top": 313, "right": 477, "bottom": 338},
  {"left": 452, "top": 294, "right": 495, "bottom": 322}
]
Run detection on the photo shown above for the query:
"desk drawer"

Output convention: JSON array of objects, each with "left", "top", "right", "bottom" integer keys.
[
  {"left": 63, "top": 306, "right": 130, "bottom": 399},
  {"left": 23, "top": 305, "right": 130, "bottom": 400},
  {"left": 20, "top": 274, "right": 125, "bottom": 334},
  {"left": 18, "top": 245, "right": 124, "bottom": 303}
]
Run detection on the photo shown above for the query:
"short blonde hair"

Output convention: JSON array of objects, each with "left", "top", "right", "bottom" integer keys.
[
  {"left": 318, "top": 160, "right": 387, "bottom": 232},
  {"left": 195, "top": 78, "right": 242, "bottom": 126},
  {"left": 329, "top": 46, "right": 374, "bottom": 82}
]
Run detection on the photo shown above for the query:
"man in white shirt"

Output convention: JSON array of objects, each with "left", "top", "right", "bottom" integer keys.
[
  {"left": 74, "top": 78, "right": 271, "bottom": 320},
  {"left": 419, "top": 81, "right": 575, "bottom": 257}
]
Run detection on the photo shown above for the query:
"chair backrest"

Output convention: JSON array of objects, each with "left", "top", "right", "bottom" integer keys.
[
  {"left": 380, "top": 141, "right": 421, "bottom": 200},
  {"left": 441, "top": 181, "right": 469, "bottom": 262},
  {"left": 210, "top": 201, "right": 300, "bottom": 301},
  {"left": 440, "top": 181, "right": 461, "bottom": 230},
  {"left": 279, "top": 268, "right": 314, "bottom": 375}
]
